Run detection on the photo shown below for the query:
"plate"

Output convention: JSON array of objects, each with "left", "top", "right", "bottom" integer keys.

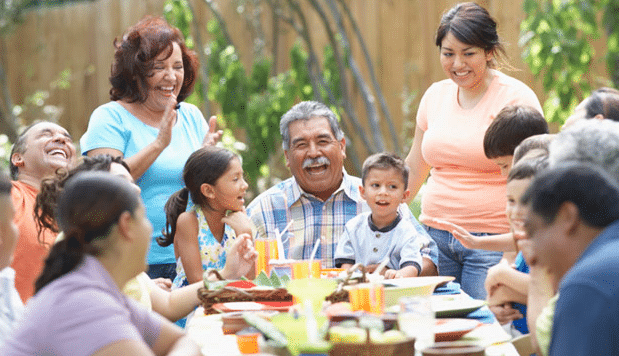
[
  {"left": 379, "top": 276, "right": 456, "bottom": 307},
  {"left": 434, "top": 318, "right": 481, "bottom": 342},
  {"left": 213, "top": 301, "right": 294, "bottom": 313},
  {"left": 430, "top": 295, "right": 486, "bottom": 318}
]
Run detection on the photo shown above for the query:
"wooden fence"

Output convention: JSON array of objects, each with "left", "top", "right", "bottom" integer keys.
[{"left": 0, "top": 0, "right": 586, "bottom": 159}]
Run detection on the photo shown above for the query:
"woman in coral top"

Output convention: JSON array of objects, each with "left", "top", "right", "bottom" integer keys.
[{"left": 405, "top": 2, "right": 542, "bottom": 299}]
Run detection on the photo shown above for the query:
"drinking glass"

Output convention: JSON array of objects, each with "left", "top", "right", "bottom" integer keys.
[{"left": 398, "top": 296, "right": 435, "bottom": 351}]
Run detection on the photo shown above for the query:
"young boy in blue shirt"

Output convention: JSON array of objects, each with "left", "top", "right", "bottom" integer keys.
[{"left": 334, "top": 152, "right": 423, "bottom": 278}]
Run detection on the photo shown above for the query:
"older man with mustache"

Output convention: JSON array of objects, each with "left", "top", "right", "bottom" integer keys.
[
  {"left": 9, "top": 121, "right": 76, "bottom": 302},
  {"left": 248, "top": 101, "right": 438, "bottom": 274}
]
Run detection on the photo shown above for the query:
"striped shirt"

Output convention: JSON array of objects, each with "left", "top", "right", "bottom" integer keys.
[{"left": 247, "top": 171, "right": 436, "bottom": 268}]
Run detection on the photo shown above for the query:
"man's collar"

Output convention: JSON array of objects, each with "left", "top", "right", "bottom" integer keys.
[{"left": 287, "top": 169, "right": 360, "bottom": 208}]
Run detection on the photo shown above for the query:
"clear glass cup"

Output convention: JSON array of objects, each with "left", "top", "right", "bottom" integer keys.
[{"left": 398, "top": 296, "right": 435, "bottom": 351}]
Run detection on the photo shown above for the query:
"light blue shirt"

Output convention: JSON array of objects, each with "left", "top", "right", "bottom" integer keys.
[
  {"left": 80, "top": 101, "right": 208, "bottom": 264},
  {"left": 334, "top": 211, "right": 423, "bottom": 273}
]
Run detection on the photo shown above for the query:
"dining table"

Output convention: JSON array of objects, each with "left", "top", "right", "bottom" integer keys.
[{"left": 185, "top": 280, "right": 521, "bottom": 356}]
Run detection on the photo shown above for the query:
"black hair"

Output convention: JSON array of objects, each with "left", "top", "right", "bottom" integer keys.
[
  {"left": 35, "top": 155, "right": 131, "bottom": 242},
  {"left": 584, "top": 87, "right": 619, "bottom": 122},
  {"left": 159, "top": 146, "right": 238, "bottom": 247},
  {"left": 361, "top": 152, "right": 409, "bottom": 190},
  {"left": 9, "top": 122, "right": 40, "bottom": 180},
  {"left": 484, "top": 105, "right": 549, "bottom": 159},
  {"left": 35, "top": 171, "right": 141, "bottom": 293},
  {"left": 435, "top": 2, "right": 507, "bottom": 68},
  {"left": 521, "top": 163, "right": 619, "bottom": 228}
]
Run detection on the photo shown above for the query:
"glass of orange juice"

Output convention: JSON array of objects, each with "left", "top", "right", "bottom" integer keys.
[
  {"left": 291, "top": 260, "right": 321, "bottom": 279},
  {"left": 255, "top": 238, "right": 278, "bottom": 275},
  {"left": 348, "top": 283, "right": 384, "bottom": 314}
]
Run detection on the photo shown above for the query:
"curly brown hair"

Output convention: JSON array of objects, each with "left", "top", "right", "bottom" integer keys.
[
  {"left": 35, "top": 155, "right": 130, "bottom": 243},
  {"left": 109, "top": 16, "right": 198, "bottom": 103}
]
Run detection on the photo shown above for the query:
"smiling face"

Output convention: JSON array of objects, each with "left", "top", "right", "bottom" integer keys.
[
  {"left": 284, "top": 116, "right": 346, "bottom": 201},
  {"left": 144, "top": 41, "right": 184, "bottom": 112},
  {"left": 360, "top": 168, "right": 410, "bottom": 228},
  {"left": 506, "top": 178, "right": 532, "bottom": 239},
  {"left": 440, "top": 32, "right": 493, "bottom": 94},
  {"left": 11, "top": 122, "right": 76, "bottom": 182},
  {"left": 205, "top": 157, "right": 248, "bottom": 212}
]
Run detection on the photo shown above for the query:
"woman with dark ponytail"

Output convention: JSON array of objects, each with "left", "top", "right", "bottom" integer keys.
[
  {"left": 0, "top": 172, "right": 200, "bottom": 356},
  {"left": 32, "top": 155, "right": 203, "bottom": 323}
]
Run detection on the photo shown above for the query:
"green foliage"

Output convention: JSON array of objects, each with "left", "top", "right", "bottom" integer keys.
[
  {"left": 520, "top": 0, "right": 619, "bottom": 124},
  {"left": 164, "top": 0, "right": 343, "bottom": 191}
]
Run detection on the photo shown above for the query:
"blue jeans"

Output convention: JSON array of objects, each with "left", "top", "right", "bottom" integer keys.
[
  {"left": 146, "top": 263, "right": 177, "bottom": 281},
  {"left": 426, "top": 226, "right": 502, "bottom": 300}
]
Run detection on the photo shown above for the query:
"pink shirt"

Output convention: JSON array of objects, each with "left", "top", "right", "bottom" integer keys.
[{"left": 417, "top": 71, "right": 542, "bottom": 233}]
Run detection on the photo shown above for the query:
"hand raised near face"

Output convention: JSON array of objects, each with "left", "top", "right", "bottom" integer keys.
[
  {"left": 202, "top": 116, "right": 224, "bottom": 147},
  {"left": 154, "top": 95, "right": 178, "bottom": 150},
  {"left": 221, "top": 207, "right": 254, "bottom": 237}
]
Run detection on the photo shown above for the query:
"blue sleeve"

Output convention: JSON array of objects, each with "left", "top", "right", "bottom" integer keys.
[
  {"left": 80, "top": 103, "right": 130, "bottom": 155},
  {"left": 550, "top": 284, "right": 618, "bottom": 356}
]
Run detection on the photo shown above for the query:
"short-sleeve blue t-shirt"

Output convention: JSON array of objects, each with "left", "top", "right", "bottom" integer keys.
[{"left": 80, "top": 101, "right": 207, "bottom": 264}]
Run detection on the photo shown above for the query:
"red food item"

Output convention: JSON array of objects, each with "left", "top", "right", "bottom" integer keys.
[{"left": 227, "top": 280, "right": 257, "bottom": 289}]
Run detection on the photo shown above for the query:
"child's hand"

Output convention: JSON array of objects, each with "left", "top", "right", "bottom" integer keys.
[
  {"left": 152, "top": 278, "right": 172, "bottom": 292},
  {"left": 221, "top": 233, "right": 258, "bottom": 280},
  {"left": 428, "top": 218, "right": 481, "bottom": 249},
  {"left": 222, "top": 208, "right": 254, "bottom": 236},
  {"left": 489, "top": 303, "right": 523, "bottom": 325},
  {"left": 384, "top": 269, "right": 398, "bottom": 279},
  {"left": 484, "top": 258, "right": 513, "bottom": 295}
]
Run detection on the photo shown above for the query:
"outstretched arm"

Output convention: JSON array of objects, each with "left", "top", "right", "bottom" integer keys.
[{"left": 429, "top": 218, "right": 517, "bottom": 252}]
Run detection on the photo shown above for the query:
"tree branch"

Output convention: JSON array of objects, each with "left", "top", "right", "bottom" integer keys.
[
  {"left": 335, "top": 0, "right": 398, "bottom": 153},
  {"left": 325, "top": 0, "right": 385, "bottom": 153}
]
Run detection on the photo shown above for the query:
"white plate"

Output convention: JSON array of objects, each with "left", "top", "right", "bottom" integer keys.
[{"left": 430, "top": 295, "right": 486, "bottom": 318}]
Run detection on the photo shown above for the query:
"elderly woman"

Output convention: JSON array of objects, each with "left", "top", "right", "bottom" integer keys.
[
  {"left": 0, "top": 172, "right": 200, "bottom": 355},
  {"left": 405, "top": 2, "right": 542, "bottom": 299},
  {"left": 80, "top": 16, "right": 221, "bottom": 280}
]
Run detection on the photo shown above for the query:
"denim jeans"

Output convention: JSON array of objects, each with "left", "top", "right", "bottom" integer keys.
[
  {"left": 146, "top": 263, "right": 177, "bottom": 281},
  {"left": 426, "top": 226, "right": 503, "bottom": 300}
]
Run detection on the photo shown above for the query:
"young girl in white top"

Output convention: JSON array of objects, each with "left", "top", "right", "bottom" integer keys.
[{"left": 160, "top": 146, "right": 257, "bottom": 289}]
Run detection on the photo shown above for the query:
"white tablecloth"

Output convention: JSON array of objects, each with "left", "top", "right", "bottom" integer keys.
[{"left": 186, "top": 307, "right": 520, "bottom": 356}]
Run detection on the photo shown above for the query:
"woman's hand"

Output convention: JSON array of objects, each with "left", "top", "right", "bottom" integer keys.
[
  {"left": 221, "top": 208, "right": 254, "bottom": 236},
  {"left": 202, "top": 116, "right": 224, "bottom": 147},
  {"left": 154, "top": 95, "right": 178, "bottom": 150},
  {"left": 221, "top": 233, "right": 258, "bottom": 280}
]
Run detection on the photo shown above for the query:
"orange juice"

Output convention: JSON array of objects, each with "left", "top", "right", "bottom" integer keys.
[
  {"left": 292, "top": 260, "right": 321, "bottom": 279},
  {"left": 236, "top": 332, "right": 260, "bottom": 354},
  {"left": 348, "top": 283, "right": 384, "bottom": 314},
  {"left": 255, "top": 239, "right": 278, "bottom": 275}
]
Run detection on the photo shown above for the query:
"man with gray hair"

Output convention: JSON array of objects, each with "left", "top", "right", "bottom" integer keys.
[
  {"left": 523, "top": 118, "right": 619, "bottom": 355},
  {"left": 549, "top": 118, "right": 619, "bottom": 179},
  {"left": 247, "top": 101, "right": 438, "bottom": 274}
]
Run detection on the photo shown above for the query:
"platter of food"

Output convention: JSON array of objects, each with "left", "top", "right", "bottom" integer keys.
[
  {"left": 213, "top": 301, "right": 294, "bottom": 313},
  {"left": 434, "top": 318, "right": 481, "bottom": 342}
]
